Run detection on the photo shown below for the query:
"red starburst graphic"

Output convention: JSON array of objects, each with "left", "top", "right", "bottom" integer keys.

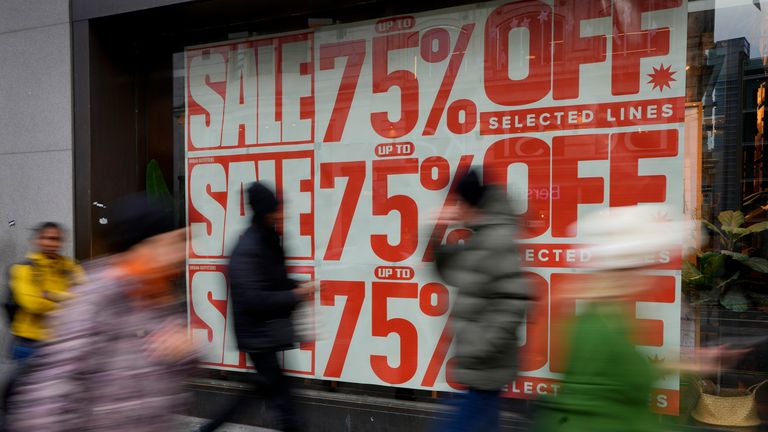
[{"left": 647, "top": 64, "right": 677, "bottom": 92}]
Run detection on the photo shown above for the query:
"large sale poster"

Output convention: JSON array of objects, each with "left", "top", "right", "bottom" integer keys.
[{"left": 186, "top": 0, "right": 689, "bottom": 414}]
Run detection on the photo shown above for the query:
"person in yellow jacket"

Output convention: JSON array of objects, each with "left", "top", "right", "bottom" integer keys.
[{"left": 8, "top": 222, "right": 84, "bottom": 360}]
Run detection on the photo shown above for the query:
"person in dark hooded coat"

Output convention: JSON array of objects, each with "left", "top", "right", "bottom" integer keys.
[
  {"left": 430, "top": 170, "right": 532, "bottom": 432},
  {"left": 197, "top": 182, "right": 312, "bottom": 432}
]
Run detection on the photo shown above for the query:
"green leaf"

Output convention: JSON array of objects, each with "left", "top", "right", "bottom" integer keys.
[
  {"left": 702, "top": 220, "right": 727, "bottom": 243},
  {"left": 744, "top": 257, "right": 768, "bottom": 273},
  {"left": 146, "top": 159, "right": 174, "bottom": 213},
  {"left": 700, "top": 252, "right": 726, "bottom": 279},
  {"left": 722, "top": 226, "right": 750, "bottom": 238},
  {"left": 747, "top": 221, "right": 768, "bottom": 234},
  {"left": 721, "top": 289, "right": 749, "bottom": 312},
  {"left": 716, "top": 271, "right": 740, "bottom": 291},
  {"left": 719, "top": 210, "right": 745, "bottom": 229},
  {"left": 722, "top": 250, "right": 749, "bottom": 262},
  {"left": 682, "top": 261, "right": 705, "bottom": 285},
  {"left": 682, "top": 261, "right": 703, "bottom": 278}
]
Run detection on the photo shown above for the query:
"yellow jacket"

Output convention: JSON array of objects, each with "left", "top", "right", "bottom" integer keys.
[{"left": 9, "top": 252, "right": 84, "bottom": 341}]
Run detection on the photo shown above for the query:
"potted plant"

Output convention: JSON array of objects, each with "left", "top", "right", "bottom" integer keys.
[{"left": 683, "top": 210, "right": 768, "bottom": 312}]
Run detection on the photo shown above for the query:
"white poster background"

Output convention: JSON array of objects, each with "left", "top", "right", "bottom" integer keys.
[{"left": 186, "top": 0, "right": 689, "bottom": 413}]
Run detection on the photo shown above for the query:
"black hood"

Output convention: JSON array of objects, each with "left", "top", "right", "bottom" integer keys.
[
  {"left": 453, "top": 169, "right": 487, "bottom": 208},
  {"left": 247, "top": 182, "right": 279, "bottom": 225}
]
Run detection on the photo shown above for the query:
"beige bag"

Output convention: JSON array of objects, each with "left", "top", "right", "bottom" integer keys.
[{"left": 691, "top": 380, "right": 766, "bottom": 427}]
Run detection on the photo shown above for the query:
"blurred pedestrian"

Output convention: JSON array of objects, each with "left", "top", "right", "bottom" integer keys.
[
  {"left": 196, "top": 182, "right": 312, "bottom": 432},
  {"left": 1, "top": 222, "right": 84, "bottom": 431},
  {"left": 429, "top": 169, "right": 532, "bottom": 432},
  {"left": 532, "top": 205, "right": 728, "bottom": 432},
  {"left": 7, "top": 196, "right": 196, "bottom": 432},
  {"left": 6, "top": 222, "right": 84, "bottom": 360}
]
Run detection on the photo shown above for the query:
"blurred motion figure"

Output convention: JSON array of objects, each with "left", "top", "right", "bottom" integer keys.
[
  {"left": 1, "top": 222, "right": 83, "bottom": 431},
  {"left": 533, "top": 205, "right": 712, "bottom": 432},
  {"left": 7, "top": 197, "right": 195, "bottom": 432},
  {"left": 196, "top": 182, "right": 312, "bottom": 432},
  {"left": 430, "top": 170, "right": 532, "bottom": 432},
  {"left": 6, "top": 222, "right": 83, "bottom": 360}
]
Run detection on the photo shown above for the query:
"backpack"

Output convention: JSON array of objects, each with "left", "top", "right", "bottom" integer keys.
[{"left": 3, "top": 260, "right": 44, "bottom": 325}]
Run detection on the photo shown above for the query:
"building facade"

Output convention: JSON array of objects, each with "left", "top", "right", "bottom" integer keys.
[
  {"left": 0, "top": 0, "right": 74, "bottom": 267},
  {"left": 2, "top": 0, "right": 768, "bottom": 430}
]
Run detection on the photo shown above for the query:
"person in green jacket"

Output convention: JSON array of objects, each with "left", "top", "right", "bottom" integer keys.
[
  {"left": 533, "top": 276, "right": 661, "bottom": 432},
  {"left": 533, "top": 205, "right": 726, "bottom": 432}
]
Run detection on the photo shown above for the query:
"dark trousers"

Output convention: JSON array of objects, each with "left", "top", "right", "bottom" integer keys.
[
  {"left": 432, "top": 388, "right": 502, "bottom": 432},
  {"left": 197, "top": 351, "right": 299, "bottom": 432}
]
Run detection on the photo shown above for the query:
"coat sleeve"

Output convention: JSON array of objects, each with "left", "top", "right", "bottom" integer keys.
[
  {"left": 10, "top": 264, "right": 59, "bottom": 314},
  {"left": 69, "top": 262, "right": 87, "bottom": 285},
  {"left": 434, "top": 242, "right": 464, "bottom": 286},
  {"left": 228, "top": 247, "right": 299, "bottom": 317}
]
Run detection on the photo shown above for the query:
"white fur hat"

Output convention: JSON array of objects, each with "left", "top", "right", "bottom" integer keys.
[{"left": 572, "top": 205, "right": 700, "bottom": 271}]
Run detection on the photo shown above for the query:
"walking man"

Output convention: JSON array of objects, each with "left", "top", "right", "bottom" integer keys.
[
  {"left": 7, "top": 197, "right": 196, "bottom": 432},
  {"left": 1, "top": 222, "right": 83, "bottom": 430},
  {"left": 198, "top": 182, "right": 311, "bottom": 432},
  {"left": 431, "top": 170, "right": 532, "bottom": 432},
  {"left": 7, "top": 222, "right": 84, "bottom": 360}
]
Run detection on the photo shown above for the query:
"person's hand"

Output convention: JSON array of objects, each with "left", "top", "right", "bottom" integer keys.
[
  {"left": 44, "top": 290, "right": 74, "bottom": 303},
  {"left": 696, "top": 345, "right": 751, "bottom": 372},
  {"left": 293, "top": 281, "right": 315, "bottom": 300},
  {"left": 427, "top": 204, "right": 464, "bottom": 226},
  {"left": 673, "top": 345, "right": 751, "bottom": 374},
  {"left": 145, "top": 322, "right": 196, "bottom": 363}
]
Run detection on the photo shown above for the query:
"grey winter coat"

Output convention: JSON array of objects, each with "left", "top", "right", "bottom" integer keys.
[{"left": 434, "top": 186, "right": 531, "bottom": 391}]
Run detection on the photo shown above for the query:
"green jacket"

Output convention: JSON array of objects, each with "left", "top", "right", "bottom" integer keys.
[
  {"left": 533, "top": 303, "right": 660, "bottom": 432},
  {"left": 434, "top": 186, "right": 531, "bottom": 390}
]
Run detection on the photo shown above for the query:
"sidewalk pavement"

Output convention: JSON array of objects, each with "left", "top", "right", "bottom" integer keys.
[{"left": 176, "top": 415, "right": 275, "bottom": 431}]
